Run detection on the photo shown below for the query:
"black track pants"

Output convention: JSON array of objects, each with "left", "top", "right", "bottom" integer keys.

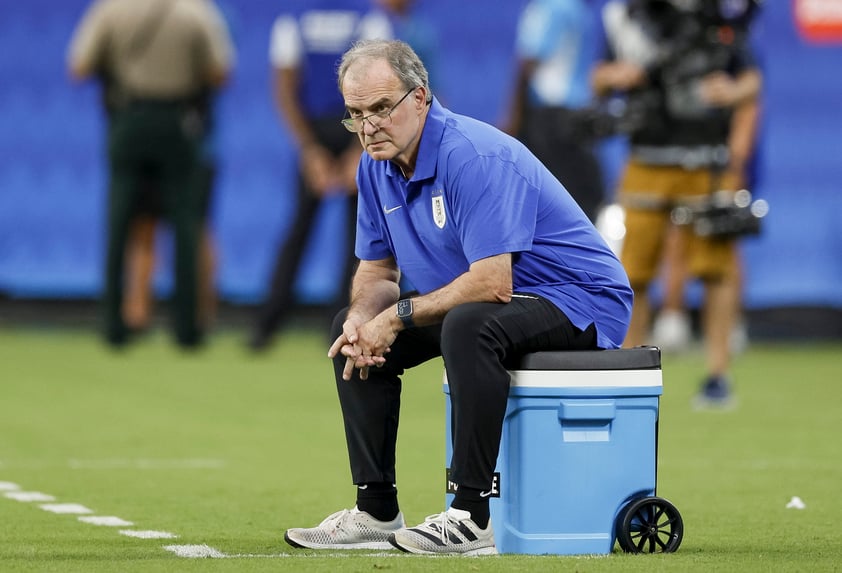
[{"left": 331, "top": 295, "right": 597, "bottom": 492}]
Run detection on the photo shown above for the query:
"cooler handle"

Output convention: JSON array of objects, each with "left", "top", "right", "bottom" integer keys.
[{"left": 557, "top": 400, "right": 616, "bottom": 421}]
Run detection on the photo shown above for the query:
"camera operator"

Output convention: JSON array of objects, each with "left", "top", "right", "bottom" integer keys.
[{"left": 592, "top": 0, "right": 762, "bottom": 406}]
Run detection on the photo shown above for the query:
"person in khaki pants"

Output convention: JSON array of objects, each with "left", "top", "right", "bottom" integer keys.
[
  {"left": 592, "top": 0, "right": 761, "bottom": 405},
  {"left": 67, "top": 0, "right": 234, "bottom": 348}
]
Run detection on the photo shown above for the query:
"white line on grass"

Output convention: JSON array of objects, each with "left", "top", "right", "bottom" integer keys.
[
  {"left": 228, "top": 552, "right": 404, "bottom": 559},
  {"left": 79, "top": 516, "right": 134, "bottom": 526},
  {"left": 163, "top": 544, "right": 227, "bottom": 558},
  {"left": 40, "top": 503, "right": 93, "bottom": 514},
  {"left": 2, "top": 480, "right": 391, "bottom": 560},
  {"left": 119, "top": 530, "right": 178, "bottom": 539},
  {"left": 5, "top": 491, "right": 56, "bottom": 502},
  {"left": 161, "top": 547, "right": 405, "bottom": 559},
  {"left": 1, "top": 481, "right": 187, "bottom": 549}
]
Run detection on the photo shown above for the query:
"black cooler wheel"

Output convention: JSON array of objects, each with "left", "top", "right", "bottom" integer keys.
[{"left": 616, "top": 496, "right": 683, "bottom": 553}]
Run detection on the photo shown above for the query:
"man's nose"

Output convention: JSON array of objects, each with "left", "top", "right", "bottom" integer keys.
[{"left": 362, "top": 117, "right": 380, "bottom": 135}]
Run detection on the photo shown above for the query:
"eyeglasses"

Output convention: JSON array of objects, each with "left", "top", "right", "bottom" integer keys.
[{"left": 341, "top": 87, "right": 417, "bottom": 133}]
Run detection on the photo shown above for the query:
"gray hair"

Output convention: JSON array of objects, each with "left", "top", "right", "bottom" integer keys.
[{"left": 337, "top": 39, "right": 432, "bottom": 102}]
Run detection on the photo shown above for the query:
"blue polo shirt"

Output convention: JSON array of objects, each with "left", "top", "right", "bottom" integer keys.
[{"left": 355, "top": 99, "right": 632, "bottom": 348}]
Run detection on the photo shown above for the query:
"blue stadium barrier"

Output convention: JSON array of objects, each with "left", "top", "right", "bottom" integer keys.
[
  {"left": 0, "top": 0, "right": 840, "bottom": 316},
  {"left": 741, "top": 1, "right": 842, "bottom": 310}
]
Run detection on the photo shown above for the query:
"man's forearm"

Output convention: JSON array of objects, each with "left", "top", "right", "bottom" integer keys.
[
  {"left": 346, "top": 260, "right": 401, "bottom": 324},
  {"left": 731, "top": 69, "right": 762, "bottom": 108},
  {"left": 386, "top": 253, "right": 513, "bottom": 329},
  {"left": 273, "top": 67, "right": 318, "bottom": 148},
  {"left": 727, "top": 99, "right": 760, "bottom": 174}
]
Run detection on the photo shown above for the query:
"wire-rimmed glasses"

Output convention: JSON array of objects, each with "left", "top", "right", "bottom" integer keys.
[{"left": 341, "top": 87, "right": 417, "bottom": 133}]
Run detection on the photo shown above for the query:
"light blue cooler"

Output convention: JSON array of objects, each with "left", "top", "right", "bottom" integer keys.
[{"left": 444, "top": 347, "right": 664, "bottom": 555}]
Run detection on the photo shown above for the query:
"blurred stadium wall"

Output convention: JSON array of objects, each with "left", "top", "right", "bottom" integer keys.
[{"left": 0, "top": 0, "right": 839, "bottom": 338}]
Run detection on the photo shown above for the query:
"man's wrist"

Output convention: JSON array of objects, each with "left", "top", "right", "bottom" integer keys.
[{"left": 396, "top": 299, "right": 414, "bottom": 329}]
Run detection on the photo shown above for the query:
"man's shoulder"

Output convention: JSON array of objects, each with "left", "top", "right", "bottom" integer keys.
[
  {"left": 440, "top": 112, "right": 518, "bottom": 161},
  {"left": 434, "top": 123, "right": 536, "bottom": 193},
  {"left": 438, "top": 107, "right": 491, "bottom": 142},
  {"left": 75, "top": 0, "right": 134, "bottom": 34},
  {"left": 87, "top": 0, "right": 126, "bottom": 19}
]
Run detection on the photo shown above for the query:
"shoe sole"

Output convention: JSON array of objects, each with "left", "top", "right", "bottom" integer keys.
[
  {"left": 284, "top": 531, "right": 395, "bottom": 551},
  {"left": 388, "top": 535, "right": 498, "bottom": 556}
]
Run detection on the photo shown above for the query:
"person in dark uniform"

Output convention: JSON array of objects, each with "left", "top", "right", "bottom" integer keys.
[
  {"left": 121, "top": 1, "right": 239, "bottom": 336},
  {"left": 282, "top": 39, "right": 632, "bottom": 555},
  {"left": 248, "top": 0, "right": 393, "bottom": 352},
  {"left": 67, "top": 0, "right": 234, "bottom": 348}
]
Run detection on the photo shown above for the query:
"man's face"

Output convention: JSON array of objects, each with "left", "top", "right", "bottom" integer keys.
[{"left": 341, "top": 58, "right": 423, "bottom": 163}]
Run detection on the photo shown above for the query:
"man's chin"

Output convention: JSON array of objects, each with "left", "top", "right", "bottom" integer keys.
[{"left": 365, "top": 143, "right": 395, "bottom": 160}]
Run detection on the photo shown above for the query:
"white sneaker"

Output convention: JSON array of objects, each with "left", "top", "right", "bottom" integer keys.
[
  {"left": 651, "top": 309, "right": 692, "bottom": 353},
  {"left": 284, "top": 506, "right": 405, "bottom": 550},
  {"left": 389, "top": 507, "right": 497, "bottom": 555}
]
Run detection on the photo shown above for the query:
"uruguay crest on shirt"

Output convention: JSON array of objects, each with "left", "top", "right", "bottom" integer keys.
[{"left": 432, "top": 188, "right": 446, "bottom": 229}]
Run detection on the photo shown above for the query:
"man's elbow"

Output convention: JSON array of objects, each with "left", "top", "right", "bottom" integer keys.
[{"left": 490, "top": 283, "right": 514, "bottom": 304}]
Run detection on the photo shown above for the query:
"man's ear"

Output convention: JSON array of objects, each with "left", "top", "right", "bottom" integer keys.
[{"left": 414, "top": 86, "right": 426, "bottom": 108}]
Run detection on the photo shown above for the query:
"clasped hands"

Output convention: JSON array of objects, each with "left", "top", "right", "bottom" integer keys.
[{"left": 327, "top": 314, "right": 397, "bottom": 381}]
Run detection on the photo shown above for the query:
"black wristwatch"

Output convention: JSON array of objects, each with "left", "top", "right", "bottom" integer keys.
[{"left": 396, "top": 299, "right": 414, "bottom": 329}]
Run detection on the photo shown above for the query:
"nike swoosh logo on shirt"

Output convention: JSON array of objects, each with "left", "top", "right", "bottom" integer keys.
[
  {"left": 384, "top": 205, "right": 403, "bottom": 214},
  {"left": 479, "top": 490, "right": 493, "bottom": 498}
]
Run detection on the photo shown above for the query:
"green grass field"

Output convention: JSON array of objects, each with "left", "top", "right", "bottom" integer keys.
[{"left": 1, "top": 326, "right": 840, "bottom": 572}]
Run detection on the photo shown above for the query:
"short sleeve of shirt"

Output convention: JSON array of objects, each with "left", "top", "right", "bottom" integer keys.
[
  {"left": 450, "top": 155, "right": 538, "bottom": 264},
  {"left": 730, "top": 37, "right": 759, "bottom": 75},
  {"left": 67, "top": 0, "right": 110, "bottom": 72},
  {"left": 199, "top": 2, "right": 236, "bottom": 72},
  {"left": 516, "top": 1, "right": 555, "bottom": 60},
  {"left": 355, "top": 183, "right": 392, "bottom": 261},
  {"left": 600, "top": 0, "right": 658, "bottom": 67},
  {"left": 269, "top": 15, "right": 301, "bottom": 68}
]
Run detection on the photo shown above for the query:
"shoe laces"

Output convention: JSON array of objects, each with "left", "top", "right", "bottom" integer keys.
[
  {"left": 319, "top": 508, "right": 356, "bottom": 534},
  {"left": 421, "top": 509, "right": 465, "bottom": 545}
]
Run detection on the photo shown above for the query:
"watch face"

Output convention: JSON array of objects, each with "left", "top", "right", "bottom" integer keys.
[{"left": 397, "top": 299, "right": 413, "bottom": 317}]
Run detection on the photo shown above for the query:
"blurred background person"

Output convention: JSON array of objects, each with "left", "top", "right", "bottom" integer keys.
[
  {"left": 67, "top": 0, "right": 235, "bottom": 348},
  {"left": 504, "top": 0, "right": 606, "bottom": 222},
  {"left": 651, "top": 97, "right": 760, "bottom": 355},
  {"left": 121, "top": 1, "right": 239, "bottom": 335},
  {"left": 592, "top": 0, "right": 762, "bottom": 405},
  {"left": 121, "top": 122, "right": 219, "bottom": 335},
  {"left": 640, "top": 0, "right": 760, "bottom": 359},
  {"left": 248, "top": 0, "right": 394, "bottom": 352}
]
